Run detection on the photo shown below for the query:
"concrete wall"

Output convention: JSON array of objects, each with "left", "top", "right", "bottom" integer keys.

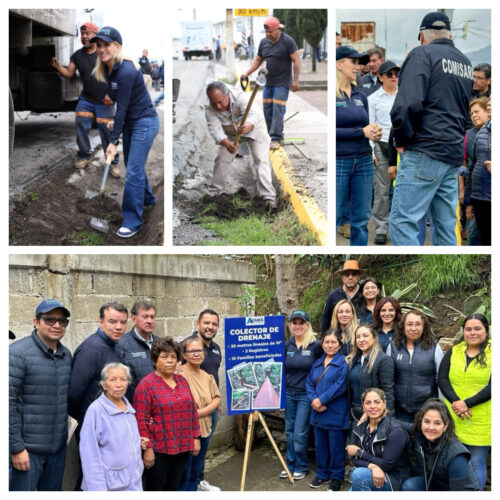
[{"left": 9, "top": 254, "right": 256, "bottom": 488}]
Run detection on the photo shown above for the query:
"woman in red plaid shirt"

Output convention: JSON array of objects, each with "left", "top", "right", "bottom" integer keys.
[{"left": 134, "top": 337, "right": 201, "bottom": 490}]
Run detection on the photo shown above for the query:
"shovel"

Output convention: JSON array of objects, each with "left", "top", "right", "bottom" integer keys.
[
  {"left": 235, "top": 62, "right": 267, "bottom": 148},
  {"left": 86, "top": 153, "right": 115, "bottom": 233}
]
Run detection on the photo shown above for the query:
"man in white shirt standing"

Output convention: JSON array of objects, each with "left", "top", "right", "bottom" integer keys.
[{"left": 368, "top": 61, "right": 400, "bottom": 245}]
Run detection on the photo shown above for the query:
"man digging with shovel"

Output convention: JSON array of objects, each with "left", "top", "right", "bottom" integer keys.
[{"left": 205, "top": 80, "right": 277, "bottom": 208}]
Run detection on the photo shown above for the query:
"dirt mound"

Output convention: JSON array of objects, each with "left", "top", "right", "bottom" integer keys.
[
  {"left": 9, "top": 164, "right": 163, "bottom": 246},
  {"left": 198, "top": 188, "right": 280, "bottom": 220}
]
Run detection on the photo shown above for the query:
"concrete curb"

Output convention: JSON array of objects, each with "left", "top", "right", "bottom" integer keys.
[{"left": 269, "top": 148, "right": 328, "bottom": 246}]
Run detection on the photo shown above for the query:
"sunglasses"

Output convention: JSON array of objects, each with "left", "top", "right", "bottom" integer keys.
[
  {"left": 384, "top": 71, "right": 399, "bottom": 78},
  {"left": 41, "top": 316, "right": 69, "bottom": 327}
]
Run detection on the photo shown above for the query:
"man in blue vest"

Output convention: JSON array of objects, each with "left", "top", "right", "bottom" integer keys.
[{"left": 390, "top": 12, "right": 473, "bottom": 245}]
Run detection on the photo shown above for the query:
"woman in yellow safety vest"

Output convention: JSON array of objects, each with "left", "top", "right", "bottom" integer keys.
[{"left": 437, "top": 313, "right": 491, "bottom": 490}]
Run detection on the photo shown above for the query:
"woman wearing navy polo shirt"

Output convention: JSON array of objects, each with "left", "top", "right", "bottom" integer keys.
[
  {"left": 281, "top": 310, "right": 322, "bottom": 481},
  {"left": 336, "top": 47, "right": 382, "bottom": 245},
  {"left": 92, "top": 27, "right": 159, "bottom": 238}
]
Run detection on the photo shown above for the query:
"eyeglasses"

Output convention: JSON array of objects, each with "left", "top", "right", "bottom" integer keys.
[
  {"left": 41, "top": 316, "right": 69, "bottom": 327},
  {"left": 185, "top": 349, "right": 203, "bottom": 355},
  {"left": 473, "top": 75, "right": 487, "bottom": 81},
  {"left": 342, "top": 272, "right": 359, "bottom": 277},
  {"left": 384, "top": 71, "right": 399, "bottom": 78}
]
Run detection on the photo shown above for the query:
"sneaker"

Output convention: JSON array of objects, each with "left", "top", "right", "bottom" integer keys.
[
  {"left": 279, "top": 470, "right": 289, "bottom": 479},
  {"left": 293, "top": 471, "right": 308, "bottom": 480},
  {"left": 327, "top": 479, "right": 343, "bottom": 491},
  {"left": 270, "top": 141, "right": 281, "bottom": 150},
  {"left": 116, "top": 227, "right": 138, "bottom": 238},
  {"left": 109, "top": 164, "right": 121, "bottom": 178},
  {"left": 197, "top": 480, "right": 220, "bottom": 491},
  {"left": 74, "top": 158, "right": 89, "bottom": 169},
  {"left": 279, "top": 139, "right": 285, "bottom": 146},
  {"left": 374, "top": 233, "right": 387, "bottom": 245},
  {"left": 337, "top": 223, "right": 351, "bottom": 239},
  {"left": 309, "top": 477, "right": 329, "bottom": 489}
]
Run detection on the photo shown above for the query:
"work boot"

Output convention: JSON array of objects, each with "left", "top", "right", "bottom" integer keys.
[
  {"left": 109, "top": 164, "right": 121, "bottom": 179},
  {"left": 74, "top": 158, "right": 89, "bottom": 169},
  {"left": 338, "top": 223, "right": 351, "bottom": 239},
  {"left": 270, "top": 141, "right": 281, "bottom": 150},
  {"left": 280, "top": 139, "right": 285, "bottom": 146},
  {"left": 374, "top": 233, "right": 387, "bottom": 245},
  {"left": 265, "top": 199, "right": 277, "bottom": 209}
]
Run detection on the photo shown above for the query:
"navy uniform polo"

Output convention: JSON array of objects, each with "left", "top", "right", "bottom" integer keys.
[{"left": 285, "top": 337, "right": 323, "bottom": 391}]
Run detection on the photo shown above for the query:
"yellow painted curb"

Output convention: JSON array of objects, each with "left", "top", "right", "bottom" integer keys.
[{"left": 270, "top": 148, "right": 328, "bottom": 246}]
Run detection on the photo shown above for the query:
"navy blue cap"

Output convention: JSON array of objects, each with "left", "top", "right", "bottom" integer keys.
[
  {"left": 418, "top": 12, "right": 451, "bottom": 40},
  {"left": 289, "top": 310, "right": 310, "bottom": 323},
  {"left": 35, "top": 299, "right": 70, "bottom": 317},
  {"left": 90, "top": 26, "right": 122, "bottom": 45},
  {"left": 378, "top": 60, "right": 400, "bottom": 75},
  {"left": 336, "top": 46, "right": 370, "bottom": 65}
]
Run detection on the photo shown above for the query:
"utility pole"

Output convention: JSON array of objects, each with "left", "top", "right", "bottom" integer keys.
[{"left": 226, "top": 8, "right": 235, "bottom": 82}]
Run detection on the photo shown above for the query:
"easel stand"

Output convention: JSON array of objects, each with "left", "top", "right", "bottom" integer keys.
[{"left": 240, "top": 410, "right": 294, "bottom": 491}]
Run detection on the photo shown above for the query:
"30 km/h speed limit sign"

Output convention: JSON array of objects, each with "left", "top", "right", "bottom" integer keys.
[{"left": 234, "top": 9, "right": 269, "bottom": 16}]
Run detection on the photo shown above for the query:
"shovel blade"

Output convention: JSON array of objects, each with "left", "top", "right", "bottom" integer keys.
[{"left": 90, "top": 217, "right": 109, "bottom": 233}]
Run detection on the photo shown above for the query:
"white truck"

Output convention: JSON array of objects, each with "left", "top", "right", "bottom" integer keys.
[{"left": 181, "top": 21, "right": 213, "bottom": 60}]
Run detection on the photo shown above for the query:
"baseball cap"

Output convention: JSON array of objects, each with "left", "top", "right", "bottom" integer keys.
[
  {"left": 289, "top": 310, "right": 310, "bottom": 323},
  {"left": 378, "top": 60, "right": 400, "bottom": 75},
  {"left": 35, "top": 299, "right": 70, "bottom": 318},
  {"left": 336, "top": 46, "right": 370, "bottom": 65},
  {"left": 90, "top": 26, "right": 122, "bottom": 45},
  {"left": 418, "top": 12, "right": 451, "bottom": 40},
  {"left": 81, "top": 22, "right": 99, "bottom": 34},
  {"left": 264, "top": 17, "right": 284, "bottom": 30}
]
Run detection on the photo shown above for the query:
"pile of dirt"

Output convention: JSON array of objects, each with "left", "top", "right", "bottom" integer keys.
[
  {"left": 197, "top": 187, "right": 282, "bottom": 220},
  {"left": 9, "top": 165, "right": 164, "bottom": 246}
]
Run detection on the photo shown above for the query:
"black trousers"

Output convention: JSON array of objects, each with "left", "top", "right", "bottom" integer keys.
[
  {"left": 472, "top": 198, "right": 491, "bottom": 245},
  {"left": 144, "top": 451, "right": 189, "bottom": 491}
]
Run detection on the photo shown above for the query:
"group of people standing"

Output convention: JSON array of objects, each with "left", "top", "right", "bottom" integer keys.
[
  {"left": 283, "top": 261, "right": 490, "bottom": 491},
  {"left": 51, "top": 23, "right": 159, "bottom": 238},
  {"left": 10, "top": 300, "right": 223, "bottom": 492},
  {"left": 336, "top": 11, "right": 491, "bottom": 246}
]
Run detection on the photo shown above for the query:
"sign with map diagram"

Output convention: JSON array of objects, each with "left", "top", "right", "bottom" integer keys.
[{"left": 224, "top": 315, "right": 285, "bottom": 415}]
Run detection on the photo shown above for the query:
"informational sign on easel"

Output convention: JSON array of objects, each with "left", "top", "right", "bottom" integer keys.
[
  {"left": 224, "top": 315, "right": 292, "bottom": 490},
  {"left": 224, "top": 315, "right": 285, "bottom": 415}
]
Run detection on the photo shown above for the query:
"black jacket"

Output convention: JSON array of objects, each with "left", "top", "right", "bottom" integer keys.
[
  {"left": 68, "top": 330, "right": 121, "bottom": 422},
  {"left": 350, "top": 415, "right": 412, "bottom": 490},
  {"left": 9, "top": 331, "right": 72, "bottom": 455},
  {"left": 348, "top": 350, "right": 395, "bottom": 413},
  {"left": 391, "top": 38, "right": 473, "bottom": 165},
  {"left": 116, "top": 329, "right": 158, "bottom": 401},
  {"left": 409, "top": 433, "right": 479, "bottom": 490}
]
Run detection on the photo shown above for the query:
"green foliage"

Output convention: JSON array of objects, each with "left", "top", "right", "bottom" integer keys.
[
  {"left": 69, "top": 231, "right": 105, "bottom": 246},
  {"left": 239, "top": 284, "right": 256, "bottom": 316},
  {"left": 28, "top": 192, "right": 39, "bottom": 202},
  {"left": 298, "top": 10, "right": 328, "bottom": 48},
  {"left": 444, "top": 287, "right": 491, "bottom": 324},
  {"left": 197, "top": 213, "right": 316, "bottom": 246},
  {"left": 273, "top": 9, "right": 303, "bottom": 45}
]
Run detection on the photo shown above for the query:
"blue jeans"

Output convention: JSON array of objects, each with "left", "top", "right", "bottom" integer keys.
[
  {"left": 417, "top": 210, "right": 435, "bottom": 245},
  {"left": 10, "top": 447, "right": 66, "bottom": 491},
  {"left": 179, "top": 436, "right": 211, "bottom": 491},
  {"left": 75, "top": 96, "right": 118, "bottom": 163},
  {"left": 121, "top": 114, "right": 159, "bottom": 231},
  {"left": 336, "top": 154, "right": 374, "bottom": 245},
  {"left": 466, "top": 218, "right": 483, "bottom": 245},
  {"left": 350, "top": 467, "right": 392, "bottom": 491},
  {"left": 285, "top": 389, "right": 311, "bottom": 474},
  {"left": 401, "top": 476, "right": 426, "bottom": 490},
  {"left": 390, "top": 150, "right": 459, "bottom": 245},
  {"left": 313, "top": 427, "right": 346, "bottom": 481},
  {"left": 263, "top": 86, "right": 289, "bottom": 141},
  {"left": 465, "top": 444, "right": 490, "bottom": 490}
]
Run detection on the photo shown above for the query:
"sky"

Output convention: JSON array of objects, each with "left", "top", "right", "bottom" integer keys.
[{"left": 337, "top": 9, "right": 491, "bottom": 63}]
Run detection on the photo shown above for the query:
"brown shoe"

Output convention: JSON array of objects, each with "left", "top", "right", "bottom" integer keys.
[
  {"left": 109, "top": 164, "right": 121, "bottom": 179},
  {"left": 338, "top": 223, "right": 351, "bottom": 239},
  {"left": 74, "top": 158, "right": 89, "bottom": 169},
  {"left": 270, "top": 141, "right": 281, "bottom": 150}
]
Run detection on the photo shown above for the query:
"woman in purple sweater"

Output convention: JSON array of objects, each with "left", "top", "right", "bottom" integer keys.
[{"left": 79, "top": 362, "right": 144, "bottom": 491}]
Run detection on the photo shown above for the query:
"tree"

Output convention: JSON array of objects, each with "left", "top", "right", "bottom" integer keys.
[
  {"left": 298, "top": 10, "right": 327, "bottom": 72},
  {"left": 275, "top": 254, "right": 299, "bottom": 318}
]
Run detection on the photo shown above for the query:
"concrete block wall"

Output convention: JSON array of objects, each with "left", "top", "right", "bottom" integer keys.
[{"left": 9, "top": 254, "right": 257, "bottom": 467}]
